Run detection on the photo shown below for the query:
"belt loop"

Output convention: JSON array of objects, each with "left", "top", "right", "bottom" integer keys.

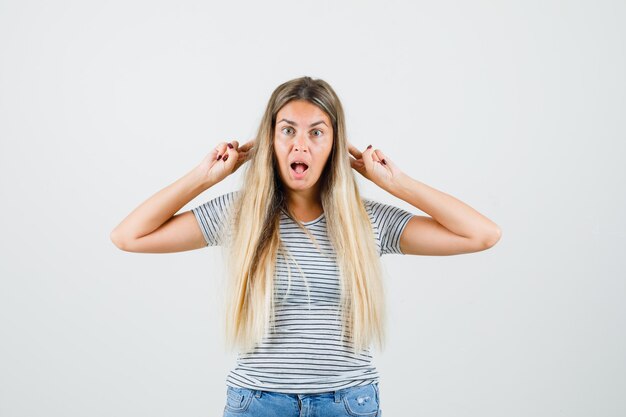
[
  {"left": 334, "top": 388, "right": 341, "bottom": 403},
  {"left": 255, "top": 390, "right": 262, "bottom": 398}
]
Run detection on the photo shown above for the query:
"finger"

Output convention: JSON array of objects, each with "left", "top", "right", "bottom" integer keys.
[
  {"left": 222, "top": 142, "right": 236, "bottom": 163},
  {"left": 349, "top": 156, "right": 366, "bottom": 175},
  {"left": 233, "top": 149, "right": 252, "bottom": 171},
  {"left": 238, "top": 139, "right": 255, "bottom": 152},
  {"left": 220, "top": 139, "right": 239, "bottom": 162},
  {"left": 363, "top": 144, "right": 381, "bottom": 161},
  {"left": 374, "top": 149, "right": 390, "bottom": 166},
  {"left": 362, "top": 145, "right": 376, "bottom": 172},
  {"left": 237, "top": 151, "right": 250, "bottom": 163},
  {"left": 370, "top": 147, "right": 381, "bottom": 162},
  {"left": 374, "top": 149, "right": 385, "bottom": 164},
  {"left": 215, "top": 142, "right": 229, "bottom": 161},
  {"left": 348, "top": 143, "right": 362, "bottom": 159}
]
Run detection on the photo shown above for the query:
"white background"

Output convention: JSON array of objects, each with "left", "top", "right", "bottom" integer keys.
[{"left": 1, "top": 1, "right": 624, "bottom": 416}]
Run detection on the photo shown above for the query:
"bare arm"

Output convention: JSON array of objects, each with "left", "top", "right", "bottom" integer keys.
[
  {"left": 110, "top": 139, "right": 254, "bottom": 253},
  {"left": 110, "top": 166, "right": 213, "bottom": 252},
  {"left": 348, "top": 142, "right": 501, "bottom": 256},
  {"left": 390, "top": 173, "right": 501, "bottom": 255}
]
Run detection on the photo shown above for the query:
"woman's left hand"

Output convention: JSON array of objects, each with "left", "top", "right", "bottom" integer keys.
[{"left": 348, "top": 142, "right": 403, "bottom": 189}]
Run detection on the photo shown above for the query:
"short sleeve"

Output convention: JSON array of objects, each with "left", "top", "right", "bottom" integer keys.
[
  {"left": 191, "top": 191, "right": 239, "bottom": 246},
  {"left": 364, "top": 199, "right": 414, "bottom": 255}
]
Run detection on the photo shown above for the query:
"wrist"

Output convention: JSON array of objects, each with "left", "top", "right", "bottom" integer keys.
[
  {"left": 188, "top": 165, "right": 216, "bottom": 192},
  {"left": 386, "top": 171, "right": 412, "bottom": 197}
]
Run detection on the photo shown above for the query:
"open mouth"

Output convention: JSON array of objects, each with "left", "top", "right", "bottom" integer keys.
[{"left": 290, "top": 162, "right": 309, "bottom": 175}]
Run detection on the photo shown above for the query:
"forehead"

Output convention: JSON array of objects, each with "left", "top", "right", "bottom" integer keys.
[{"left": 276, "top": 100, "right": 331, "bottom": 124}]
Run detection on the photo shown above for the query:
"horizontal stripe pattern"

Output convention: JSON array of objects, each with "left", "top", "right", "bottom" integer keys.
[{"left": 192, "top": 191, "right": 413, "bottom": 393}]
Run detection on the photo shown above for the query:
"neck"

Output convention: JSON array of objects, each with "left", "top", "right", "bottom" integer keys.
[
  {"left": 285, "top": 186, "right": 324, "bottom": 221},
  {"left": 287, "top": 189, "right": 321, "bottom": 209}
]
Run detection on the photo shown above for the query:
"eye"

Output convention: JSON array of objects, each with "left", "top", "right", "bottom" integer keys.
[
  {"left": 281, "top": 126, "right": 294, "bottom": 135},
  {"left": 311, "top": 129, "right": 323, "bottom": 137}
]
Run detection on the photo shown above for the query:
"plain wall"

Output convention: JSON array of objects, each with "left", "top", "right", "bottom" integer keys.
[{"left": 1, "top": 0, "right": 624, "bottom": 416}]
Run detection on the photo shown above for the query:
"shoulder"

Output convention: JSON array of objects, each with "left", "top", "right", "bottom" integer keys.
[
  {"left": 197, "top": 190, "right": 241, "bottom": 208},
  {"left": 361, "top": 198, "right": 379, "bottom": 214},
  {"left": 191, "top": 190, "right": 242, "bottom": 221},
  {"left": 361, "top": 197, "right": 414, "bottom": 255},
  {"left": 361, "top": 197, "right": 411, "bottom": 221},
  {"left": 191, "top": 190, "right": 242, "bottom": 246},
  {"left": 360, "top": 197, "right": 414, "bottom": 235}
]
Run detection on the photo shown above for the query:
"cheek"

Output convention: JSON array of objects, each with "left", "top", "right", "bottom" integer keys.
[
  {"left": 273, "top": 144, "right": 287, "bottom": 168},
  {"left": 319, "top": 142, "right": 333, "bottom": 160}
]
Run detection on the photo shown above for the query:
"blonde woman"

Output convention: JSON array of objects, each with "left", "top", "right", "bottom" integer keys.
[{"left": 111, "top": 76, "right": 501, "bottom": 417}]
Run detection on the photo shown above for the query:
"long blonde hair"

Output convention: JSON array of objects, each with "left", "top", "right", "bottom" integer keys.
[{"left": 221, "top": 76, "right": 386, "bottom": 355}]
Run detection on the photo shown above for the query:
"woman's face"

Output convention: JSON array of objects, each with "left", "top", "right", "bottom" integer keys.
[{"left": 273, "top": 99, "right": 334, "bottom": 195}]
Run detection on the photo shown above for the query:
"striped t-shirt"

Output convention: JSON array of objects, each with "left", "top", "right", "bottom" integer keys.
[{"left": 192, "top": 190, "right": 413, "bottom": 394}]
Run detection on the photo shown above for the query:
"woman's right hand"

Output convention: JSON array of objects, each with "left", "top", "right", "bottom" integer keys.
[{"left": 197, "top": 139, "right": 255, "bottom": 186}]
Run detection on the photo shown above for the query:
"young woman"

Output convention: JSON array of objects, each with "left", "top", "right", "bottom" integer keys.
[{"left": 111, "top": 76, "right": 501, "bottom": 417}]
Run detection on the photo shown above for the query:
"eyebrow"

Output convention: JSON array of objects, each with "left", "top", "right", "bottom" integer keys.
[{"left": 277, "top": 118, "right": 328, "bottom": 128}]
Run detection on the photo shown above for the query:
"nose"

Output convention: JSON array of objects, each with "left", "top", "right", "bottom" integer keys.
[{"left": 293, "top": 134, "right": 308, "bottom": 153}]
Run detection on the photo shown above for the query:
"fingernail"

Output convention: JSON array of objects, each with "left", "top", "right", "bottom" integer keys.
[
  {"left": 217, "top": 155, "right": 222, "bottom": 160},
  {"left": 382, "top": 159, "right": 387, "bottom": 165},
  {"left": 227, "top": 143, "right": 234, "bottom": 149},
  {"left": 223, "top": 154, "right": 229, "bottom": 161},
  {"left": 367, "top": 144, "right": 372, "bottom": 149}
]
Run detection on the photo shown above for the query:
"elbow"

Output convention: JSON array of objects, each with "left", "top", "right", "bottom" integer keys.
[
  {"left": 483, "top": 226, "right": 502, "bottom": 249},
  {"left": 110, "top": 229, "right": 129, "bottom": 251}
]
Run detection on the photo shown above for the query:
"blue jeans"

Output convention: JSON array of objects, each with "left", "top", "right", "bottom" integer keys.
[{"left": 222, "top": 382, "right": 382, "bottom": 417}]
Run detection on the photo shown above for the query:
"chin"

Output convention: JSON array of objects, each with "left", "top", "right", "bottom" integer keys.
[{"left": 283, "top": 177, "right": 318, "bottom": 191}]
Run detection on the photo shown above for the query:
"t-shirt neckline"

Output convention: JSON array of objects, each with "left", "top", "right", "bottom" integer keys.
[
  {"left": 281, "top": 209, "right": 325, "bottom": 226},
  {"left": 301, "top": 212, "right": 325, "bottom": 225}
]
